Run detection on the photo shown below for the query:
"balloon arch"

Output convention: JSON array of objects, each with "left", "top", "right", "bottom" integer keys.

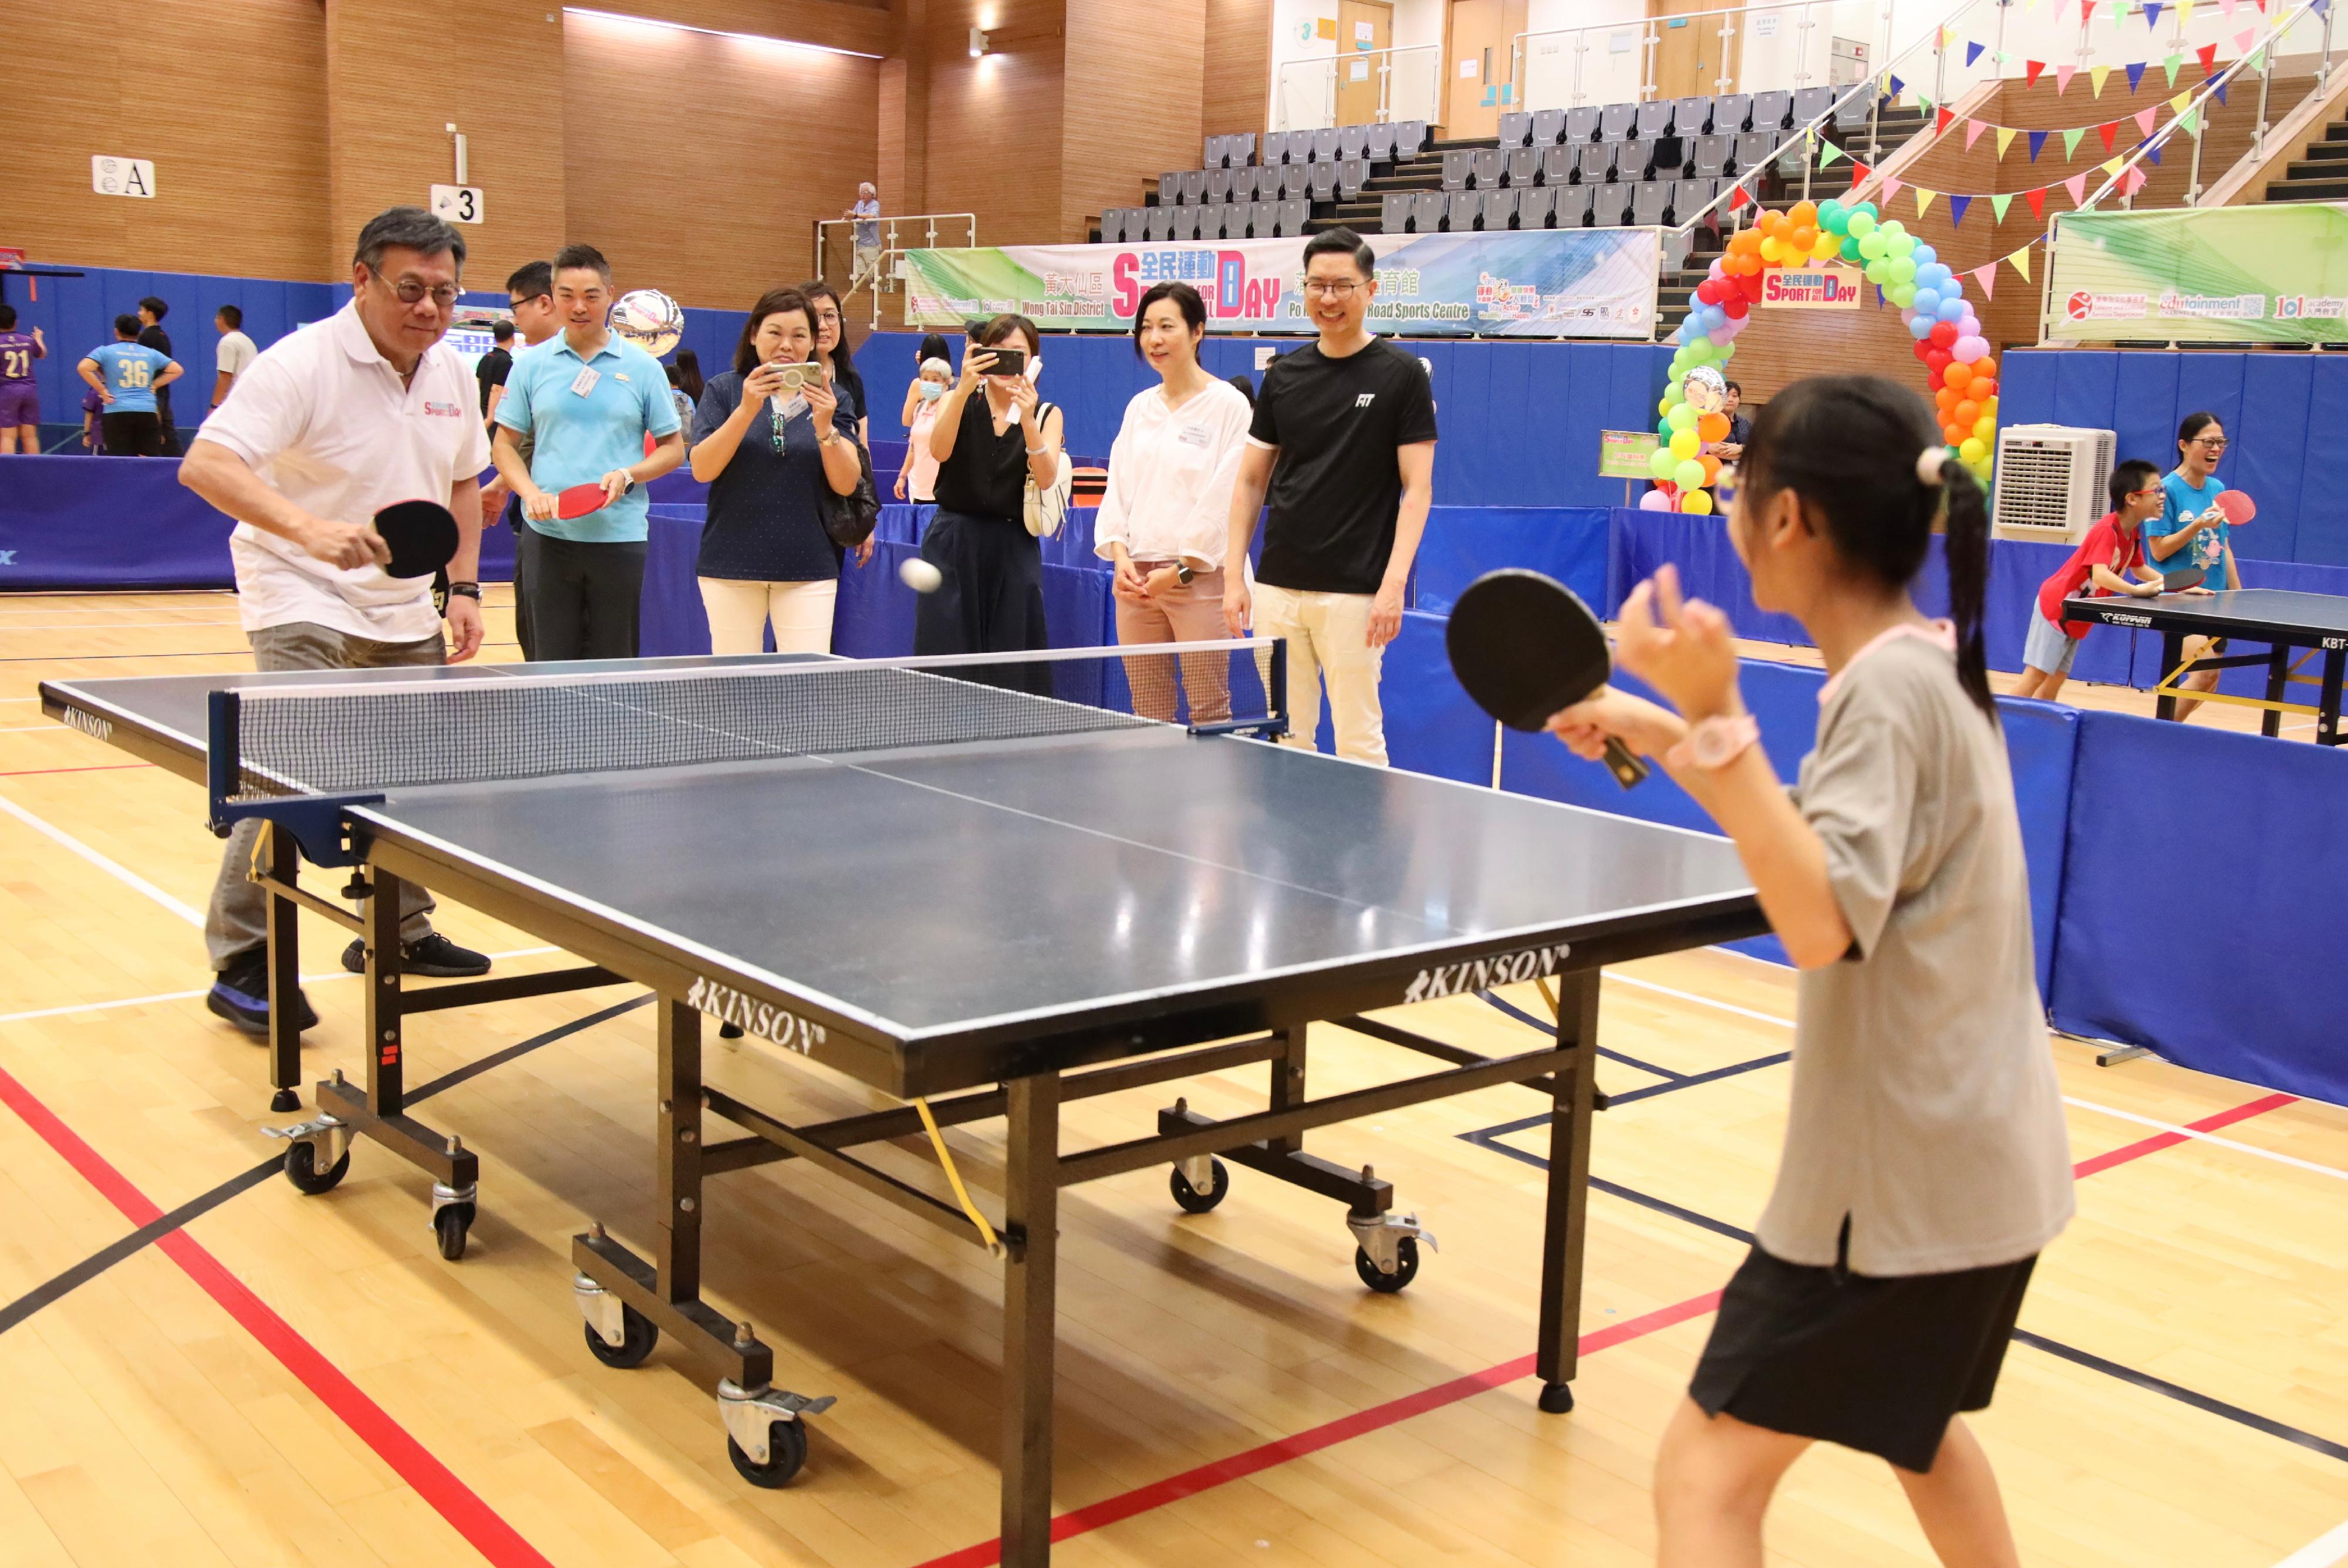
[{"left": 1646, "top": 197, "right": 2000, "bottom": 514}]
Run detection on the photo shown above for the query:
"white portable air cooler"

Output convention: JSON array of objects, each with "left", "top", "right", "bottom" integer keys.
[{"left": 1990, "top": 424, "right": 2117, "bottom": 543}]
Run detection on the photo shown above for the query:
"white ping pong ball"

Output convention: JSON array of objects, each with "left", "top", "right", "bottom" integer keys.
[{"left": 900, "top": 558, "right": 943, "bottom": 594}]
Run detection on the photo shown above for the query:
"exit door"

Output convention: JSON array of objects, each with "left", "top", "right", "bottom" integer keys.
[
  {"left": 1448, "top": 0, "right": 1502, "bottom": 137},
  {"left": 1337, "top": 0, "right": 1394, "bottom": 125},
  {"left": 1651, "top": 0, "right": 1741, "bottom": 100}
]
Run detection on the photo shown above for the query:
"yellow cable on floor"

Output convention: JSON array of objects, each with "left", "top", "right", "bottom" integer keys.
[{"left": 913, "top": 1097, "right": 1003, "bottom": 1257}]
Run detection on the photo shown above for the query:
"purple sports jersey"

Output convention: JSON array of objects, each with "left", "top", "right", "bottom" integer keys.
[
  {"left": 0, "top": 331, "right": 38, "bottom": 427},
  {"left": 0, "top": 331, "right": 37, "bottom": 382}
]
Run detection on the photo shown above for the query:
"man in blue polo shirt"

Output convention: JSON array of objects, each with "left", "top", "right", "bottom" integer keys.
[{"left": 490, "top": 242, "right": 684, "bottom": 659}]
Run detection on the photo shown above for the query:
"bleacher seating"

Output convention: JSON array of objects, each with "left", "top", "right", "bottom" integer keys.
[
  {"left": 1713, "top": 92, "right": 1752, "bottom": 133},
  {"left": 1498, "top": 110, "right": 1531, "bottom": 148},
  {"left": 1178, "top": 169, "right": 1205, "bottom": 204},
  {"left": 1310, "top": 127, "right": 1340, "bottom": 161},
  {"left": 1411, "top": 190, "right": 1446, "bottom": 232},
  {"left": 1630, "top": 181, "right": 1669, "bottom": 226},
  {"left": 1675, "top": 96, "right": 1713, "bottom": 136},
  {"left": 1337, "top": 156, "right": 1369, "bottom": 200},
  {"left": 1517, "top": 186, "right": 1556, "bottom": 229},
  {"left": 1471, "top": 148, "right": 1504, "bottom": 188},
  {"left": 1338, "top": 126, "right": 1369, "bottom": 159},
  {"left": 1576, "top": 142, "right": 1614, "bottom": 184},
  {"left": 1530, "top": 108, "right": 1566, "bottom": 146},
  {"left": 1540, "top": 145, "right": 1574, "bottom": 186},
  {"left": 1566, "top": 106, "right": 1601, "bottom": 143},
  {"left": 1381, "top": 191, "right": 1414, "bottom": 232},
  {"left": 1308, "top": 162, "right": 1337, "bottom": 201},
  {"left": 1733, "top": 130, "right": 1773, "bottom": 175},
  {"left": 1600, "top": 102, "right": 1634, "bottom": 140},
  {"left": 1505, "top": 146, "right": 1539, "bottom": 187},
  {"left": 1634, "top": 100, "right": 1672, "bottom": 139},
  {"left": 1482, "top": 188, "right": 1519, "bottom": 231},
  {"left": 1448, "top": 190, "right": 1482, "bottom": 231},
  {"left": 1393, "top": 120, "right": 1426, "bottom": 156},
  {"left": 1553, "top": 185, "right": 1593, "bottom": 227},
  {"left": 1442, "top": 150, "right": 1472, "bottom": 190},
  {"left": 1750, "top": 89, "right": 1792, "bottom": 129},
  {"left": 1791, "top": 85, "right": 1831, "bottom": 127},
  {"left": 1366, "top": 123, "right": 1396, "bottom": 161}
]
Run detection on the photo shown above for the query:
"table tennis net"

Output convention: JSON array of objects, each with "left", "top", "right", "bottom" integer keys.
[{"left": 224, "top": 646, "right": 1276, "bottom": 800}]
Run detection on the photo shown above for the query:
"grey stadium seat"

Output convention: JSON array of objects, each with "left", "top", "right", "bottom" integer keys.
[
  {"left": 1450, "top": 190, "right": 1485, "bottom": 231},
  {"left": 1144, "top": 207, "right": 1172, "bottom": 241},
  {"left": 1600, "top": 102, "right": 1635, "bottom": 140},
  {"left": 1750, "top": 89, "right": 1792, "bottom": 129},
  {"left": 1497, "top": 110, "right": 1531, "bottom": 147},
  {"left": 1381, "top": 191, "right": 1413, "bottom": 232},
  {"left": 1712, "top": 93, "right": 1752, "bottom": 133},
  {"left": 1158, "top": 172, "right": 1179, "bottom": 204},
  {"left": 1566, "top": 105, "right": 1601, "bottom": 142},
  {"left": 1675, "top": 96, "right": 1714, "bottom": 136},
  {"left": 1471, "top": 148, "right": 1504, "bottom": 188},
  {"left": 1171, "top": 207, "right": 1202, "bottom": 241},
  {"left": 1516, "top": 186, "right": 1557, "bottom": 229},
  {"left": 1276, "top": 198, "right": 1310, "bottom": 237},
  {"left": 1553, "top": 184, "right": 1594, "bottom": 227},
  {"left": 1251, "top": 200, "right": 1278, "bottom": 237},
  {"left": 1635, "top": 100, "right": 1673, "bottom": 139},
  {"left": 1576, "top": 141, "right": 1614, "bottom": 183},
  {"left": 1230, "top": 165, "right": 1258, "bottom": 202},
  {"left": 1590, "top": 185, "right": 1626, "bottom": 226},
  {"left": 1411, "top": 190, "right": 1448, "bottom": 232},
  {"left": 1338, "top": 126, "right": 1370, "bottom": 159},
  {"left": 1673, "top": 178, "right": 1719, "bottom": 225},
  {"left": 1506, "top": 146, "right": 1540, "bottom": 186},
  {"left": 1337, "top": 157, "right": 1369, "bottom": 200},
  {"left": 1279, "top": 163, "right": 1310, "bottom": 200},
  {"left": 1310, "top": 161, "right": 1337, "bottom": 201},
  {"left": 1204, "top": 134, "right": 1229, "bottom": 170},
  {"left": 1442, "top": 149, "right": 1473, "bottom": 190},
  {"left": 1196, "top": 205, "right": 1230, "bottom": 240},
  {"left": 1178, "top": 169, "right": 1206, "bottom": 204},
  {"left": 1732, "top": 130, "right": 1773, "bottom": 175},
  {"left": 1207, "top": 167, "right": 1234, "bottom": 202},
  {"left": 1365, "top": 123, "right": 1396, "bottom": 161},
  {"left": 1229, "top": 131, "right": 1258, "bottom": 166},
  {"left": 1630, "top": 180, "right": 1669, "bottom": 225},
  {"left": 1541, "top": 145, "right": 1575, "bottom": 185},
  {"left": 1310, "top": 127, "right": 1340, "bottom": 162},
  {"left": 1692, "top": 133, "right": 1730, "bottom": 178},
  {"left": 1834, "top": 93, "right": 1873, "bottom": 130},
  {"left": 1792, "top": 85, "right": 1832, "bottom": 126},
  {"left": 1530, "top": 108, "right": 1567, "bottom": 146},
  {"left": 1393, "top": 119, "right": 1427, "bottom": 156},
  {"left": 1482, "top": 188, "right": 1520, "bottom": 230}
]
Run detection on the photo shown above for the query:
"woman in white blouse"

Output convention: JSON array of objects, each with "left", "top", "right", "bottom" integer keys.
[{"left": 1096, "top": 281, "right": 1254, "bottom": 723}]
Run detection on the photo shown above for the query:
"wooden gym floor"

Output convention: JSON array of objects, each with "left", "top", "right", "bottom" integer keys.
[{"left": 1, "top": 589, "right": 2343, "bottom": 1568}]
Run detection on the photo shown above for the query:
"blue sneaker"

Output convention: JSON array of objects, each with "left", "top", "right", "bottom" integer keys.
[{"left": 206, "top": 948, "right": 319, "bottom": 1040}]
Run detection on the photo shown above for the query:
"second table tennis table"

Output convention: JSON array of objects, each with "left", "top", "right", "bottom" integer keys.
[
  {"left": 2063, "top": 586, "right": 2348, "bottom": 743},
  {"left": 43, "top": 646, "right": 1762, "bottom": 1564}
]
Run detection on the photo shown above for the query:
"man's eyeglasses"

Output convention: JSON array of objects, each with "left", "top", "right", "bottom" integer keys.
[
  {"left": 1301, "top": 279, "right": 1364, "bottom": 299},
  {"left": 369, "top": 267, "right": 460, "bottom": 309}
]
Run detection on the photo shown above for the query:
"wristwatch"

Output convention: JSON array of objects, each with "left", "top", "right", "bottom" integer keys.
[
  {"left": 1665, "top": 713, "right": 1759, "bottom": 774},
  {"left": 443, "top": 581, "right": 483, "bottom": 601},
  {"left": 1175, "top": 563, "right": 1196, "bottom": 586}
]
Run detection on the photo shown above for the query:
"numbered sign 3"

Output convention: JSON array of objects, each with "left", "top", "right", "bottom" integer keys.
[{"left": 430, "top": 185, "right": 485, "bottom": 224}]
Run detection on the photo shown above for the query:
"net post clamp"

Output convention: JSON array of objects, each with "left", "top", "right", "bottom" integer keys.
[{"left": 205, "top": 687, "right": 382, "bottom": 864}]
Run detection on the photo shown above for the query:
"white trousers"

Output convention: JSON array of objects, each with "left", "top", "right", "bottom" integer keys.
[
  {"left": 1251, "top": 582, "right": 1386, "bottom": 766},
  {"left": 699, "top": 577, "right": 838, "bottom": 656}
]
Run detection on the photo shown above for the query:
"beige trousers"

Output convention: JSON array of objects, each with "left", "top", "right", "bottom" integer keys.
[
  {"left": 1113, "top": 565, "right": 1231, "bottom": 724},
  {"left": 1251, "top": 581, "right": 1386, "bottom": 766},
  {"left": 699, "top": 577, "right": 838, "bottom": 656}
]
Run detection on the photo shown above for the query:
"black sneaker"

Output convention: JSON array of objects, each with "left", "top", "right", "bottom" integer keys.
[
  {"left": 207, "top": 948, "right": 319, "bottom": 1039},
  {"left": 340, "top": 932, "right": 493, "bottom": 978}
]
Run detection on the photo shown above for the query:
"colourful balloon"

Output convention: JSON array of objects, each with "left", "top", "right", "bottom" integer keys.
[
  {"left": 1675, "top": 458, "right": 1707, "bottom": 490},
  {"left": 1670, "top": 428, "right": 1701, "bottom": 460},
  {"left": 1649, "top": 446, "right": 1679, "bottom": 480},
  {"left": 1681, "top": 489, "right": 1715, "bottom": 515}
]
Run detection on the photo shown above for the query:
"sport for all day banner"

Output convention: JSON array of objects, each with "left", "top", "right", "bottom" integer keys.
[
  {"left": 901, "top": 229, "right": 1662, "bottom": 339},
  {"left": 2047, "top": 204, "right": 2348, "bottom": 343}
]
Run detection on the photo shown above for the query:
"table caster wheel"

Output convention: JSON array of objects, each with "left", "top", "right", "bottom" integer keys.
[
  {"left": 1355, "top": 1235, "right": 1419, "bottom": 1294},
  {"left": 283, "top": 1140, "right": 349, "bottom": 1195},
  {"left": 728, "top": 1417, "right": 808, "bottom": 1488},
  {"left": 583, "top": 1303, "right": 659, "bottom": 1369},
  {"left": 1169, "top": 1156, "right": 1229, "bottom": 1213},
  {"left": 434, "top": 1202, "right": 475, "bottom": 1261},
  {"left": 1538, "top": 1381, "right": 1574, "bottom": 1414}
]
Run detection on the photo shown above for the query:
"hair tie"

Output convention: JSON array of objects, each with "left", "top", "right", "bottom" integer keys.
[{"left": 1916, "top": 447, "right": 1947, "bottom": 487}]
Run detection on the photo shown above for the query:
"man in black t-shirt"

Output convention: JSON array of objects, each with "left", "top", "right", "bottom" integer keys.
[
  {"left": 475, "top": 319, "right": 515, "bottom": 424},
  {"left": 136, "top": 296, "right": 181, "bottom": 455},
  {"left": 1224, "top": 228, "right": 1437, "bottom": 766}
]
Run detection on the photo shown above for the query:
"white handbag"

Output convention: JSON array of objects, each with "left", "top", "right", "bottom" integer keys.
[{"left": 1022, "top": 401, "right": 1074, "bottom": 538}]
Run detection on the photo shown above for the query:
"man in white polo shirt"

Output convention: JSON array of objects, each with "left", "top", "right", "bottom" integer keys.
[{"left": 179, "top": 204, "right": 496, "bottom": 1040}]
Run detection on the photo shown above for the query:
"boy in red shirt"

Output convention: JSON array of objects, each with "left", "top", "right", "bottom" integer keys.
[{"left": 2013, "top": 460, "right": 2172, "bottom": 702}]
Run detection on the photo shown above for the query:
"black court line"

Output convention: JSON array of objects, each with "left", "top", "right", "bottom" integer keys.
[
  {"left": 1460, "top": 1125, "right": 2348, "bottom": 1468},
  {"left": 1469, "top": 1047, "right": 1793, "bottom": 1144},
  {"left": 0, "top": 991, "right": 650, "bottom": 1338},
  {"left": 1475, "top": 990, "right": 1686, "bottom": 1081}
]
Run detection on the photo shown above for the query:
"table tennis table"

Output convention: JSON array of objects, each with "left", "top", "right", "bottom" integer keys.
[
  {"left": 42, "top": 646, "right": 1760, "bottom": 1564},
  {"left": 2062, "top": 587, "right": 2348, "bottom": 743}
]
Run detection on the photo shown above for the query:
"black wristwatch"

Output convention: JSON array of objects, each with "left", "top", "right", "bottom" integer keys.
[
  {"left": 444, "top": 581, "right": 483, "bottom": 601},
  {"left": 1175, "top": 563, "right": 1196, "bottom": 585}
]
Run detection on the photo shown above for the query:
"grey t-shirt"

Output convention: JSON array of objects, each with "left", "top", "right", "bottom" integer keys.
[{"left": 1757, "top": 628, "right": 2076, "bottom": 1276}]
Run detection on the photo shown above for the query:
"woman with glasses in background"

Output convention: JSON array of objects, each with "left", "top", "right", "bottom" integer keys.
[
  {"left": 2148, "top": 410, "right": 2241, "bottom": 721},
  {"left": 797, "top": 280, "right": 870, "bottom": 447}
]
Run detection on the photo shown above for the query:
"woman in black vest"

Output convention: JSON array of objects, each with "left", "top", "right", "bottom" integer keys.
[{"left": 916, "top": 313, "right": 1058, "bottom": 693}]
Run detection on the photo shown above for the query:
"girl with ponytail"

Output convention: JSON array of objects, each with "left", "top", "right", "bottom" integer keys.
[{"left": 1551, "top": 374, "right": 2072, "bottom": 1564}]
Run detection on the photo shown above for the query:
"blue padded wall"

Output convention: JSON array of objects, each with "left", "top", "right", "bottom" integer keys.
[
  {"left": 2003, "top": 348, "right": 2348, "bottom": 566},
  {"left": 851, "top": 332, "right": 1673, "bottom": 509}
]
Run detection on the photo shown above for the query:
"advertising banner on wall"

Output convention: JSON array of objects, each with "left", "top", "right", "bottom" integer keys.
[
  {"left": 900, "top": 228, "right": 1662, "bottom": 339},
  {"left": 2046, "top": 204, "right": 2348, "bottom": 343}
]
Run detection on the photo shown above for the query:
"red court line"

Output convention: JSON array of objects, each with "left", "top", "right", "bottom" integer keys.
[
  {"left": 0, "top": 763, "right": 151, "bottom": 778},
  {"left": 2072, "top": 1090, "right": 2300, "bottom": 1178},
  {"left": 0, "top": 1063, "right": 556, "bottom": 1568},
  {"left": 912, "top": 1086, "right": 2305, "bottom": 1568}
]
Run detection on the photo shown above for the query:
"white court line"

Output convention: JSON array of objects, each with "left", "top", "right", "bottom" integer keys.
[
  {"left": 0, "top": 947, "right": 563, "bottom": 1027},
  {"left": 2273, "top": 1519, "right": 2348, "bottom": 1568},
  {"left": 0, "top": 724, "right": 62, "bottom": 733},
  {"left": 0, "top": 788, "right": 204, "bottom": 926},
  {"left": 1604, "top": 969, "right": 2348, "bottom": 1183},
  {"left": 0, "top": 621, "right": 245, "bottom": 632}
]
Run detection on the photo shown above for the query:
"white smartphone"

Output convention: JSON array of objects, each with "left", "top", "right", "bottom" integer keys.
[{"left": 765, "top": 361, "right": 825, "bottom": 394}]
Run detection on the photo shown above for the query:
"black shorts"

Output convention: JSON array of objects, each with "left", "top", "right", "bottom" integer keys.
[{"left": 1688, "top": 1242, "right": 2037, "bottom": 1473}]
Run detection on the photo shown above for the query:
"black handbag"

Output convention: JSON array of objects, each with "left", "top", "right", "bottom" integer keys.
[{"left": 819, "top": 436, "right": 882, "bottom": 549}]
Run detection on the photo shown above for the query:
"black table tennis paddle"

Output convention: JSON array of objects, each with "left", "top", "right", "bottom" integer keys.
[
  {"left": 1446, "top": 569, "right": 1649, "bottom": 790},
  {"left": 2159, "top": 566, "right": 2207, "bottom": 592},
  {"left": 372, "top": 500, "right": 458, "bottom": 580}
]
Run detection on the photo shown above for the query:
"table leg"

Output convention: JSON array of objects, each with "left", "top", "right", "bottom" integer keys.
[
  {"left": 363, "top": 868, "right": 405, "bottom": 1117},
  {"left": 1000, "top": 1073, "right": 1061, "bottom": 1568},
  {"left": 1536, "top": 970, "right": 1598, "bottom": 1415},
  {"left": 263, "top": 822, "right": 302, "bottom": 1114},
  {"left": 2321, "top": 647, "right": 2346, "bottom": 746},
  {"left": 657, "top": 1000, "right": 703, "bottom": 1306},
  {"left": 1266, "top": 1026, "right": 1305, "bottom": 1158},
  {"left": 2264, "top": 644, "right": 2290, "bottom": 739},
  {"left": 2156, "top": 632, "right": 2183, "bottom": 723}
]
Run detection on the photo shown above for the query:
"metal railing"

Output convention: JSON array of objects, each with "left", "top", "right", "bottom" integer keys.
[
  {"left": 1271, "top": 45, "right": 1443, "bottom": 132},
  {"left": 811, "top": 211, "right": 977, "bottom": 316},
  {"left": 1512, "top": 0, "right": 1875, "bottom": 113}
]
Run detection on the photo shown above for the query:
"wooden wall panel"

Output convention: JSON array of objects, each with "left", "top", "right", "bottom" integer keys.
[
  {"left": 592, "top": 0, "right": 899, "bottom": 56},
  {"left": 922, "top": 0, "right": 1068, "bottom": 245},
  {"left": 1203, "top": 0, "right": 1277, "bottom": 138},
  {"left": 1, "top": 0, "right": 329, "bottom": 279},
  {"left": 325, "top": 0, "right": 569, "bottom": 290},
  {"left": 1062, "top": 0, "right": 1207, "bottom": 238},
  {"left": 561, "top": 8, "right": 880, "bottom": 309}
]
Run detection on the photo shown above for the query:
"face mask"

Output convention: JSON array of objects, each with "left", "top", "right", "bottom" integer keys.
[{"left": 917, "top": 380, "right": 946, "bottom": 402}]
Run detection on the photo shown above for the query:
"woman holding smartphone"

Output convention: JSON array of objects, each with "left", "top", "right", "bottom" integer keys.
[
  {"left": 915, "top": 312, "right": 1060, "bottom": 692},
  {"left": 1096, "top": 281, "right": 1252, "bottom": 723},
  {"left": 798, "top": 280, "right": 870, "bottom": 446},
  {"left": 688, "top": 288, "right": 868, "bottom": 655}
]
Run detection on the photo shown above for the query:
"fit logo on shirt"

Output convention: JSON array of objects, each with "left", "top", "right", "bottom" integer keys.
[
  {"left": 423, "top": 400, "right": 465, "bottom": 418},
  {"left": 1354, "top": 393, "right": 1377, "bottom": 409}
]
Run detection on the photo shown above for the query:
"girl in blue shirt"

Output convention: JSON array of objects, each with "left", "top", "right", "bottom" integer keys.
[{"left": 2148, "top": 410, "right": 2238, "bottom": 720}]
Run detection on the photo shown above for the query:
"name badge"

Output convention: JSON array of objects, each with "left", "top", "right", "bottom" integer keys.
[
  {"left": 1176, "top": 423, "right": 1212, "bottom": 449},
  {"left": 569, "top": 366, "right": 601, "bottom": 397}
]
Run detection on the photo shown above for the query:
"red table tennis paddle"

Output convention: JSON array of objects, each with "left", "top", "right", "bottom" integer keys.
[
  {"left": 554, "top": 480, "right": 620, "bottom": 520},
  {"left": 1446, "top": 569, "right": 1649, "bottom": 789},
  {"left": 371, "top": 500, "right": 458, "bottom": 580},
  {"left": 2212, "top": 490, "right": 2255, "bottom": 527}
]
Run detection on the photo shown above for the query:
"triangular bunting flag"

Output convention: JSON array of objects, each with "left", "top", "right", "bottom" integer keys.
[
  {"left": 2163, "top": 50, "right": 2182, "bottom": 85},
  {"left": 1888, "top": 73, "right": 1905, "bottom": 95},
  {"left": 2170, "top": 91, "right": 2192, "bottom": 113},
  {"left": 1996, "top": 126, "right": 2019, "bottom": 159},
  {"left": 1850, "top": 159, "right": 1871, "bottom": 190},
  {"left": 2236, "top": 26, "right": 2256, "bottom": 47},
  {"left": 2197, "top": 42, "right": 2219, "bottom": 75},
  {"left": 2319, "top": 0, "right": 2333, "bottom": 15},
  {"left": 1820, "top": 139, "right": 1844, "bottom": 166},
  {"left": 1939, "top": 25, "right": 1956, "bottom": 45},
  {"left": 1991, "top": 192, "right": 2015, "bottom": 221},
  {"left": 1950, "top": 194, "right": 1973, "bottom": 226},
  {"left": 1917, "top": 92, "right": 1935, "bottom": 112},
  {"left": 2026, "top": 58, "right": 2047, "bottom": 86},
  {"left": 1915, "top": 187, "right": 1938, "bottom": 217},
  {"left": 2217, "top": 76, "right": 2231, "bottom": 105},
  {"left": 1883, "top": 174, "right": 1906, "bottom": 203},
  {"left": 2112, "top": 0, "right": 2127, "bottom": 29},
  {"left": 1995, "top": 49, "right": 2014, "bottom": 65},
  {"left": 2126, "top": 60, "right": 2147, "bottom": 90},
  {"left": 1966, "top": 40, "right": 1986, "bottom": 65},
  {"left": 2099, "top": 120, "right": 2118, "bottom": 151},
  {"left": 2136, "top": 106, "right": 2158, "bottom": 135},
  {"left": 2057, "top": 63, "right": 2078, "bottom": 93},
  {"left": 2123, "top": 165, "right": 2150, "bottom": 195},
  {"left": 2009, "top": 246, "right": 2032, "bottom": 283},
  {"left": 2144, "top": 1, "right": 2164, "bottom": 25},
  {"left": 2065, "top": 172, "right": 2090, "bottom": 203},
  {"left": 2063, "top": 126, "right": 2087, "bottom": 157},
  {"left": 1726, "top": 182, "right": 1752, "bottom": 211},
  {"left": 1966, "top": 117, "right": 1989, "bottom": 149},
  {"left": 2103, "top": 156, "right": 2125, "bottom": 174},
  {"left": 2179, "top": 0, "right": 2196, "bottom": 21},
  {"left": 1942, "top": 105, "right": 1960, "bottom": 132},
  {"left": 1974, "top": 263, "right": 1998, "bottom": 300},
  {"left": 2082, "top": 0, "right": 2095, "bottom": 18},
  {"left": 2248, "top": 48, "right": 2265, "bottom": 72},
  {"left": 2091, "top": 63, "right": 2111, "bottom": 96},
  {"left": 2181, "top": 106, "right": 2202, "bottom": 134},
  {"left": 2028, "top": 129, "right": 2049, "bottom": 160},
  {"left": 2222, "top": 0, "right": 2237, "bottom": 11},
  {"left": 2026, "top": 187, "right": 2048, "bottom": 220},
  {"left": 2145, "top": 137, "right": 2164, "bottom": 165}
]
